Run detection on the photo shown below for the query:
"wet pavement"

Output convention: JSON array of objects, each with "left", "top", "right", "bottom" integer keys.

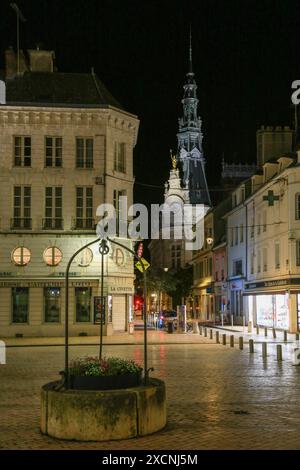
[{"left": 1, "top": 330, "right": 300, "bottom": 450}]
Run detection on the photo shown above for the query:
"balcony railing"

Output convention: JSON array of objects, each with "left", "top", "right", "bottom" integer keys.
[
  {"left": 72, "top": 218, "right": 95, "bottom": 230},
  {"left": 42, "top": 218, "right": 64, "bottom": 230},
  {"left": 11, "top": 218, "right": 32, "bottom": 229}
]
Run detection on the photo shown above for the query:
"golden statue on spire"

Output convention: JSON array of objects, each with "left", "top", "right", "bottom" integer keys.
[{"left": 170, "top": 150, "right": 177, "bottom": 169}]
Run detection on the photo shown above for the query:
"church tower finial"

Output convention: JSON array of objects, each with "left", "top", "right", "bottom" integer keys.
[{"left": 188, "top": 26, "right": 193, "bottom": 75}]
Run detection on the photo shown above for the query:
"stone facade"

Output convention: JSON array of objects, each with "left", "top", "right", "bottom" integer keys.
[{"left": 0, "top": 51, "right": 139, "bottom": 337}]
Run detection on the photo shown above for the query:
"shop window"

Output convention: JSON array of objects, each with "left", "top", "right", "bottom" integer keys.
[
  {"left": 43, "top": 247, "right": 62, "bottom": 266},
  {"left": 44, "top": 288, "right": 61, "bottom": 322},
  {"left": 12, "top": 247, "right": 31, "bottom": 266},
  {"left": 256, "top": 294, "right": 289, "bottom": 329},
  {"left": 12, "top": 287, "right": 29, "bottom": 323},
  {"left": 75, "top": 287, "right": 91, "bottom": 322}
]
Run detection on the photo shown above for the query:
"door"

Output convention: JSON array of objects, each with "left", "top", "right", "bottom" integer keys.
[{"left": 112, "top": 295, "right": 126, "bottom": 331}]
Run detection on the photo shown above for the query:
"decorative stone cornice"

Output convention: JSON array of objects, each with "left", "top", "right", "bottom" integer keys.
[{"left": 0, "top": 106, "right": 139, "bottom": 145}]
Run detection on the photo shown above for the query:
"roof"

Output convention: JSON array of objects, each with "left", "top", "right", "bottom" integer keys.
[{"left": 5, "top": 71, "right": 124, "bottom": 109}]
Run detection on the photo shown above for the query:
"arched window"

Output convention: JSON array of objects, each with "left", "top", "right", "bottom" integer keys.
[
  {"left": 76, "top": 247, "right": 93, "bottom": 267},
  {"left": 12, "top": 247, "right": 31, "bottom": 266},
  {"left": 43, "top": 247, "right": 62, "bottom": 266}
]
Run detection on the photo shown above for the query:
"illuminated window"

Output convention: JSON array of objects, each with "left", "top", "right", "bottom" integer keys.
[
  {"left": 76, "top": 247, "right": 93, "bottom": 267},
  {"left": 43, "top": 247, "right": 62, "bottom": 266},
  {"left": 12, "top": 247, "right": 31, "bottom": 266}
]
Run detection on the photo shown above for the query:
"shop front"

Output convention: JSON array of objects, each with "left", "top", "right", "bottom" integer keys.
[
  {"left": 213, "top": 282, "right": 227, "bottom": 322},
  {"left": 193, "top": 283, "right": 214, "bottom": 321},
  {"left": 245, "top": 278, "right": 300, "bottom": 332}
]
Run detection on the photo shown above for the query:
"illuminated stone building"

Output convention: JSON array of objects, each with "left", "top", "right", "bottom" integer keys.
[{"left": 0, "top": 48, "right": 139, "bottom": 337}]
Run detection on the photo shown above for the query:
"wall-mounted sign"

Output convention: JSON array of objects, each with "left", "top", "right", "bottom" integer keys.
[
  {"left": 245, "top": 278, "right": 300, "bottom": 290},
  {"left": 108, "top": 285, "right": 134, "bottom": 294},
  {"left": 94, "top": 296, "right": 106, "bottom": 324}
]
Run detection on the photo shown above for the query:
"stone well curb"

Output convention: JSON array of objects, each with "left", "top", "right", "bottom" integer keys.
[{"left": 41, "top": 378, "right": 166, "bottom": 441}]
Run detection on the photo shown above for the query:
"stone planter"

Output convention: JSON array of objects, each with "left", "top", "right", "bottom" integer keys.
[
  {"left": 70, "top": 372, "right": 141, "bottom": 390},
  {"left": 41, "top": 378, "right": 166, "bottom": 441}
]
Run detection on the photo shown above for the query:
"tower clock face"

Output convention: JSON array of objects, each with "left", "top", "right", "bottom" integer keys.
[{"left": 113, "top": 248, "right": 125, "bottom": 266}]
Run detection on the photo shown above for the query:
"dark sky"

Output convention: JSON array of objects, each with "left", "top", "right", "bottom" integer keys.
[{"left": 1, "top": 0, "right": 300, "bottom": 206}]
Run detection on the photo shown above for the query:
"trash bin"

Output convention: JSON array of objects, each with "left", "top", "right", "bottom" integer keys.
[{"left": 167, "top": 321, "right": 174, "bottom": 334}]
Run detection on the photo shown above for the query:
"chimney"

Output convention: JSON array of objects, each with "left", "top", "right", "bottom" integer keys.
[
  {"left": 0, "top": 81, "right": 6, "bottom": 104},
  {"left": 27, "top": 49, "right": 55, "bottom": 72},
  {"left": 5, "top": 47, "right": 28, "bottom": 79}
]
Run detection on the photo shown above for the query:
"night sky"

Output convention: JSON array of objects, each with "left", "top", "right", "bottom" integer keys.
[{"left": 1, "top": 0, "right": 300, "bottom": 206}]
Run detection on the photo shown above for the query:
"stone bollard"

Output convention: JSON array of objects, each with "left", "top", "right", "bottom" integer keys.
[
  {"left": 210, "top": 329, "right": 213, "bottom": 340},
  {"left": 277, "top": 344, "right": 282, "bottom": 362},
  {"left": 248, "top": 321, "right": 253, "bottom": 333},
  {"left": 216, "top": 331, "right": 220, "bottom": 344},
  {"left": 230, "top": 335, "right": 234, "bottom": 347},
  {"left": 239, "top": 337, "right": 243, "bottom": 350},
  {"left": 283, "top": 330, "right": 287, "bottom": 342},
  {"left": 256, "top": 325, "right": 260, "bottom": 335},
  {"left": 264, "top": 327, "right": 268, "bottom": 337},
  {"left": 231, "top": 315, "right": 234, "bottom": 327},
  {"left": 222, "top": 334, "right": 226, "bottom": 345},
  {"left": 296, "top": 333, "right": 299, "bottom": 341},
  {"left": 249, "top": 339, "right": 254, "bottom": 353},
  {"left": 199, "top": 325, "right": 202, "bottom": 335},
  {"left": 272, "top": 328, "right": 276, "bottom": 339},
  {"left": 262, "top": 342, "right": 267, "bottom": 358},
  {"left": 193, "top": 322, "right": 199, "bottom": 334},
  {"left": 204, "top": 327, "right": 207, "bottom": 337}
]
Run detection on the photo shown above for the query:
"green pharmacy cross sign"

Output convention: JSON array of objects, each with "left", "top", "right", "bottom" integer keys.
[{"left": 263, "top": 190, "right": 280, "bottom": 206}]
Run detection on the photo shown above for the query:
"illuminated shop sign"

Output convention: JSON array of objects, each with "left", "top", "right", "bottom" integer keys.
[{"left": 245, "top": 278, "right": 300, "bottom": 290}]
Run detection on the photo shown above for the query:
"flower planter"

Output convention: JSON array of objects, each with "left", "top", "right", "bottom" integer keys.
[{"left": 70, "top": 372, "right": 141, "bottom": 390}]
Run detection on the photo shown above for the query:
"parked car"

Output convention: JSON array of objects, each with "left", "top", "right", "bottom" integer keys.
[{"left": 158, "top": 310, "right": 177, "bottom": 329}]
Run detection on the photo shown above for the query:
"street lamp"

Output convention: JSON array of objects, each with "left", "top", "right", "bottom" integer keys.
[{"left": 206, "top": 237, "right": 214, "bottom": 246}]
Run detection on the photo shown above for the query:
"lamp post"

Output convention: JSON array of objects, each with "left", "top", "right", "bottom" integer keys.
[
  {"left": 64, "top": 236, "right": 150, "bottom": 388},
  {"left": 98, "top": 239, "right": 109, "bottom": 360},
  {"left": 64, "top": 237, "right": 100, "bottom": 388}
]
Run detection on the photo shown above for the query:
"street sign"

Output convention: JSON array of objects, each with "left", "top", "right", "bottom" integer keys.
[{"left": 135, "top": 257, "right": 150, "bottom": 272}]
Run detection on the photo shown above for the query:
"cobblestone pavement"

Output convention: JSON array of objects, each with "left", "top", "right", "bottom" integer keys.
[{"left": 1, "top": 332, "right": 300, "bottom": 450}]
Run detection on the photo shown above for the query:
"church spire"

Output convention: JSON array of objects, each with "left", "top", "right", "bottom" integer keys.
[{"left": 176, "top": 30, "right": 211, "bottom": 207}]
